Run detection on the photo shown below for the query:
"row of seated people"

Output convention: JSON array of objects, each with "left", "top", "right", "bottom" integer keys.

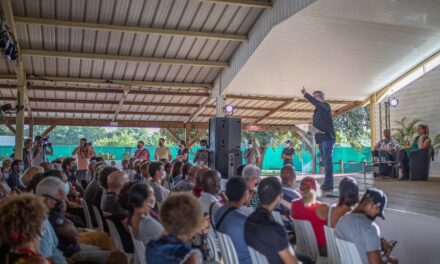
[
  {"left": 373, "top": 125, "right": 433, "bottom": 180},
  {"left": 0, "top": 152, "right": 398, "bottom": 264}
]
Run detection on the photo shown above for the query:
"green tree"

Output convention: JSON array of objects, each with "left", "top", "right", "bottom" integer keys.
[
  {"left": 334, "top": 106, "right": 370, "bottom": 150},
  {"left": 96, "top": 130, "right": 138, "bottom": 146},
  {"left": 0, "top": 125, "right": 14, "bottom": 136}
]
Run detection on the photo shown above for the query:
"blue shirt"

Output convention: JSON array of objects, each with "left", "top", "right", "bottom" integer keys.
[
  {"left": 40, "top": 219, "right": 67, "bottom": 264},
  {"left": 214, "top": 205, "right": 252, "bottom": 264},
  {"left": 6, "top": 171, "right": 23, "bottom": 190},
  {"left": 146, "top": 235, "right": 202, "bottom": 264}
]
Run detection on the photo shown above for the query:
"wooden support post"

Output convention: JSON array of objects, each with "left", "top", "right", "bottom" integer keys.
[
  {"left": 166, "top": 128, "right": 182, "bottom": 144},
  {"left": 6, "top": 124, "right": 16, "bottom": 135},
  {"left": 370, "top": 95, "right": 377, "bottom": 149},
  {"left": 340, "top": 160, "right": 344, "bottom": 173},
  {"left": 41, "top": 125, "right": 57, "bottom": 138},
  {"left": 185, "top": 127, "right": 190, "bottom": 145},
  {"left": 188, "top": 130, "right": 207, "bottom": 148},
  {"left": 29, "top": 123, "right": 34, "bottom": 138}
]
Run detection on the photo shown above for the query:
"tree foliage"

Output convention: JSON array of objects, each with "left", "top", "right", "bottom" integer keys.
[{"left": 334, "top": 106, "right": 370, "bottom": 150}]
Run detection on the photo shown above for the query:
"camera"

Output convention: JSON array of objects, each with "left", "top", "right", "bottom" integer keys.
[
  {"left": 42, "top": 136, "right": 52, "bottom": 147},
  {"left": 86, "top": 141, "right": 92, "bottom": 146}
]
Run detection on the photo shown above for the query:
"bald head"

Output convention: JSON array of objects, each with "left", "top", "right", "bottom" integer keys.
[
  {"left": 280, "top": 165, "right": 296, "bottom": 188},
  {"left": 107, "top": 171, "right": 129, "bottom": 193}
]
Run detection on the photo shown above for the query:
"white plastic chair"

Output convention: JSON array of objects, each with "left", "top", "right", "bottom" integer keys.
[
  {"left": 105, "top": 219, "right": 124, "bottom": 252},
  {"left": 216, "top": 231, "right": 239, "bottom": 264},
  {"left": 128, "top": 226, "right": 147, "bottom": 264},
  {"left": 335, "top": 238, "right": 363, "bottom": 264},
  {"left": 324, "top": 226, "right": 340, "bottom": 264},
  {"left": 206, "top": 233, "right": 221, "bottom": 262},
  {"left": 247, "top": 246, "right": 269, "bottom": 264},
  {"left": 92, "top": 205, "right": 105, "bottom": 231},
  {"left": 291, "top": 219, "right": 326, "bottom": 264},
  {"left": 79, "top": 199, "right": 94, "bottom": 229}
]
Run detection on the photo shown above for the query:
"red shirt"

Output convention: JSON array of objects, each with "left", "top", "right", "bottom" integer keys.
[
  {"left": 291, "top": 199, "right": 327, "bottom": 247},
  {"left": 134, "top": 148, "right": 149, "bottom": 160},
  {"left": 193, "top": 187, "right": 203, "bottom": 198}
]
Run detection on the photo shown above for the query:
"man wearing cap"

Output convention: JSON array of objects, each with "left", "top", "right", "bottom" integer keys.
[
  {"left": 301, "top": 87, "right": 336, "bottom": 191},
  {"left": 244, "top": 140, "right": 260, "bottom": 167},
  {"left": 281, "top": 140, "right": 295, "bottom": 166},
  {"left": 335, "top": 188, "right": 398, "bottom": 264}
]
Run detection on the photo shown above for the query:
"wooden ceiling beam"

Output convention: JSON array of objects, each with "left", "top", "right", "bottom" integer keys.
[
  {"left": 199, "top": 0, "right": 271, "bottom": 8},
  {"left": 332, "top": 101, "right": 364, "bottom": 117},
  {"left": 185, "top": 96, "right": 215, "bottom": 123},
  {"left": 0, "top": 74, "right": 213, "bottom": 89},
  {"left": 15, "top": 16, "right": 247, "bottom": 42},
  {"left": 253, "top": 99, "right": 295, "bottom": 124},
  {"left": 21, "top": 49, "right": 229, "bottom": 68},
  {"left": 225, "top": 94, "right": 355, "bottom": 104},
  {"left": 204, "top": 104, "right": 313, "bottom": 113},
  {"left": 6, "top": 117, "right": 208, "bottom": 129}
]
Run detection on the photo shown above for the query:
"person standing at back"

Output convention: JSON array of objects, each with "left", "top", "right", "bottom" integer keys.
[
  {"left": 23, "top": 138, "right": 33, "bottom": 170},
  {"left": 31, "top": 135, "right": 54, "bottom": 167},
  {"left": 134, "top": 141, "right": 150, "bottom": 161},
  {"left": 244, "top": 140, "right": 260, "bottom": 166},
  {"left": 194, "top": 140, "right": 209, "bottom": 165},
  {"left": 281, "top": 140, "right": 295, "bottom": 166},
  {"left": 302, "top": 87, "right": 336, "bottom": 192},
  {"left": 154, "top": 138, "right": 172, "bottom": 162},
  {"left": 72, "top": 138, "right": 95, "bottom": 187},
  {"left": 176, "top": 140, "right": 189, "bottom": 164}
]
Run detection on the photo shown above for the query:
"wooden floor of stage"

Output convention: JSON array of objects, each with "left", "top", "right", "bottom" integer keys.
[{"left": 296, "top": 173, "right": 440, "bottom": 219}]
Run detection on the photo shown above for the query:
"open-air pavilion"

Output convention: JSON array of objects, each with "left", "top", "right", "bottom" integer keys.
[{"left": 2, "top": 0, "right": 440, "bottom": 263}]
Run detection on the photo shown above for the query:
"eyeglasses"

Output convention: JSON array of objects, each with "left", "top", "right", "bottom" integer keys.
[{"left": 42, "top": 194, "right": 63, "bottom": 204}]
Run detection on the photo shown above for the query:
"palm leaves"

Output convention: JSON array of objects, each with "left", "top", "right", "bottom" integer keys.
[
  {"left": 433, "top": 134, "right": 440, "bottom": 156},
  {"left": 392, "top": 117, "right": 421, "bottom": 147}
]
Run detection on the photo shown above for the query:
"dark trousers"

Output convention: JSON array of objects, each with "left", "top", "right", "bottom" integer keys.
[
  {"left": 397, "top": 149, "right": 410, "bottom": 179},
  {"left": 319, "top": 139, "right": 335, "bottom": 189}
]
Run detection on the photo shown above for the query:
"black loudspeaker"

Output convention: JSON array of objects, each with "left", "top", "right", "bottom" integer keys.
[
  {"left": 209, "top": 117, "right": 241, "bottom": 152},
  {"left": 209, "top": 151, "right": 242, "bottom": 179},
  {"left": 208, "top": 117, "right": 243, "bottom": 179}
]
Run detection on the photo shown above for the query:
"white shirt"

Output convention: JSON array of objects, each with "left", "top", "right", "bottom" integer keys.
[{"left": 199, "top": 191, "right": 222, "bottom": 217}]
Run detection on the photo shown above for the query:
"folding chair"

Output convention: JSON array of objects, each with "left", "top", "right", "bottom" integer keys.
[
  {"left": 79, "top": 199, "right": 94, "bottom": 229},
  {"left": 247, "top": 246, "right": 269, "bottom": 264},
  {"left": 216, "top": 231, "right": 239, "bottom": 264},
  {"left": 335, "top": 238, "right": 363, "bottom": 264},
  {"left": 106, "top": 219, "right": 134, "bottom": 262},
  {"left": 324, "top": 226, "right": 340, "bottom": 264},
  {"left": 291, "top": 219, "right": 326, "bottom": 264},
  {"left": 128, "top": 226, "right": 147, "bottom": 264},
  {"left": 92, "top": 205, "right": 105, "bottom": 231}
]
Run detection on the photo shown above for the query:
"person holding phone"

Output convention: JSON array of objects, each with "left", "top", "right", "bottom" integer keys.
[{"left": 72, "top": 138, "right": 95, "bottom": 187}]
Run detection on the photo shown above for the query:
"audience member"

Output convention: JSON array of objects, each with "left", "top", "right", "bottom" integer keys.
[
  {"left": 21, "top": 166, "right": 44, "bottom": 187},
  {"left": 86, "top": 160, "right": 98, "bottom": 183},
  {"left": 84, "top": 161, "right": 107, "bottom": 207},
  {"left": 6, "top": 159, "right": 24, "bottom": 191},
  {"left": 140, "top": 161, "right": 150, "bottom": 181},
  {"left": 23, "top": 137, "right": 33, "bottom": 169},
  {"left": 127, "top": 157, "right": 137, "bottom": 181},
  {"left": 62, "top": 157, "right": 84, "bottom": 196},
  {"left": 0, "top": 193, "right": 50, "bottom": 264},
  {"left": 244, "top": 177, "right": 299, "bottom": 264},
  {"left": 242, "top": 164, "right": 261, "bottom": 207},
  {"left": 154, "top": 138, "right": 172, "bottom": 162},
  {"left": 121, "top": 159, "right": 129, "bottom": 171},
  {"left": 147, "top": 193, "right": 204, "bottom": 263},
  {"left": 174, "top": 165, "right": 200, "bottom": 192},
  {"left": 148, "top": 161, "right": 170, "bottom": 204},
  {"left": 40, "top": 161, "right": 54, "bottom": 172},
  {"left": 279, "top": 165, "right": 301, "bottom": 217},
  {"left": 335, "top": 188, "right": 398, "bottom": 264},
  {"left": 199, "top": 169, "right": 223, "bottom": 218},
  {"left": 101, "top": 171, "right": 129, "bottom": 219},
  {"left": 133, "top": 159, "right": 143, "bottom": 182},
  {"left": 36, "top": 177, "right": 126, "bottom": 264},
  {"left": 169, "top": 160, "right": 184, "bottom": 187},
  {"left": 31, "top": 135, "right": 54, "bottom": 167},
  {"left": 318, "top": 176, "right": 359, "bottom": 228},
  {"left": 193, "top": 140, "right": 209, "bottom": 165},
  {"left": 176, "top": 140, "right": 189, "bottom": 164},
  {"left": 98, "top": 166, "right": 120, "bottom": 208},
  {"left": 281, "top": 140, "right": 295, "bottom": 166},
  {"left": 214, "top": 177, "right": 251, "bottom": 264},
  {"left": 134, "top": 141, "right": 150, "bottom": 161},
  {"left": 1, "top": 159, "right": 12, "bottom": 176},
  {"left": 72, "top": 138, "right": 95, "bottom": 186},
  {"left": 244, "top": 140, "right": 260, "bottom": 166},
  {"left": 25, "top": 172, "right": 45, "bottom": 193},
  {"left": 129, "top": 183, "right": 164, "bottom": 245},
  {"left": 182, "top": 162, "right": 192, "bottom": 179},
  {"left": 0, "top": 170, "right": 11, "bottom": 198},
  {"left": 193, "top": 166, "right": 209, "bottom": 198},
  {"left": 291, "top": 176, "right": 328, "bottom": 256},
  {"left": 236, "top": 164, "right": 245, "bottom": 177}
]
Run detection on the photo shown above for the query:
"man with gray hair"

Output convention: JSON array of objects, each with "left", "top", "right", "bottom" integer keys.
[
  {"left": 37, "top": 177, "right": 127, "bottom": 263},
  {"left": 101, "top": 170, "right": 129, "bottom": 219},
  {"left": 36, "top": 176, "right": 67, "bottom": 264},
  {"left": 242, "top": 164, "right": 261, "bottom": 207},
  {"left": 302, "top": 87, "right": 336, "bottom": 191}
]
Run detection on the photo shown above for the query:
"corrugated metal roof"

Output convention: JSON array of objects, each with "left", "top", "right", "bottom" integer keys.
[{"left": 0, "top": 0, "right": 360, "bottom": 128}]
